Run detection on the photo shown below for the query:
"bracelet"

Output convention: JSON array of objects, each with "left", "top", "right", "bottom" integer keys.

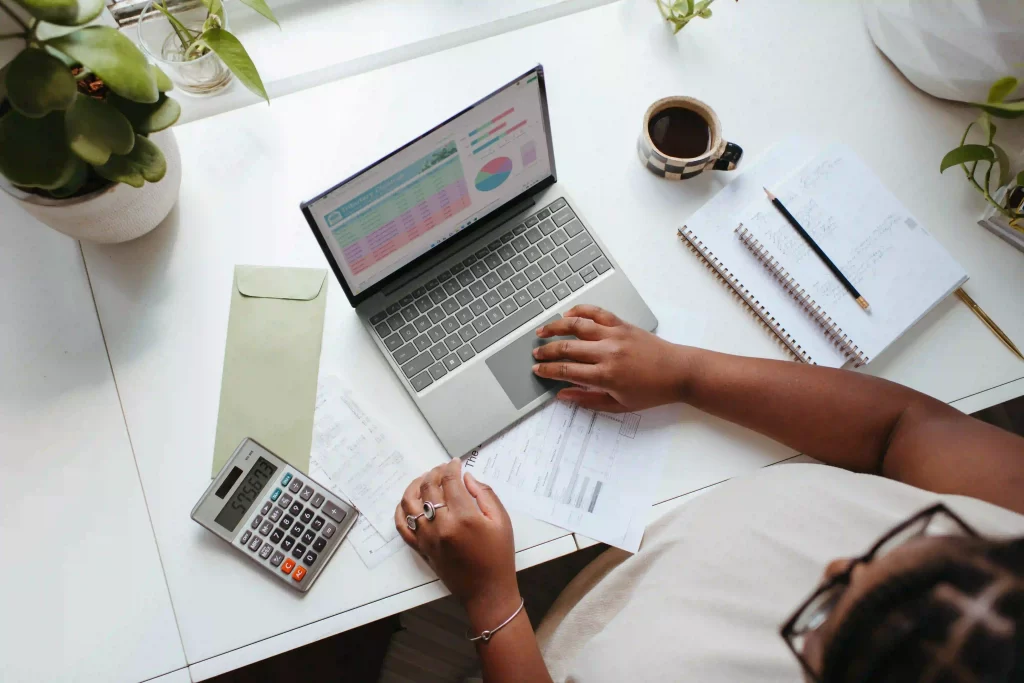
[{"left": 466, "top": 598, "right": 526, "bottom": 643}]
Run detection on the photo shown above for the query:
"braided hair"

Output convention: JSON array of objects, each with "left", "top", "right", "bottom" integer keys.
[{"left": 821, "top": 537, "right": 1024, "bottom": 683}]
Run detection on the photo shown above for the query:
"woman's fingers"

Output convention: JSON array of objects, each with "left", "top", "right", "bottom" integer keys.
[
  {"left": 532, "top": 338, "right": 605, "bottom": 363},
  {"left": 419, "top": 465, "right": 445, "bottom": 507},
  {"left": 440, "top": 458, "right": 473, "bottom": 512},
  {"left": 401, "top": 476, "right": 424, "bottom": 516},
  {"left": 532, "top": 359, "right": 604, "bottom": 386},
  {"left": 464, "top": 472, "right": 508, "bottom": 521},
  {"left": 563, "top": 305, "right": 624, "bottom": 328},
  {"left": 394, "top": 503, "right": 418, "bottom": 546},
  {"left": 536, "top": 316, "right": 612, "bottom": 341},
  {"left": 556, "top": 387, "right": 628, "bottom": 412}
]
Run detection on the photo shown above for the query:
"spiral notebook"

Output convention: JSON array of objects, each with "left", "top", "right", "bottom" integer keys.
[{"left": 679, "top": 140, "right": 967, "bottom": 368}]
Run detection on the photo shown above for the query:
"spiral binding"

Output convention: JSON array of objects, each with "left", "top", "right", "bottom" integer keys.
[{"left": 734, "top": 225, "right": 868, "bottom": 367}]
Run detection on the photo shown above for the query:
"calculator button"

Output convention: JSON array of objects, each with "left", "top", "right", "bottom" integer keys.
[
  {"left": 288, "top": 479, "right": 303, "bottom": 494},
  {"left": 303, "top": 551, "right": 318, "bottom": 566},
  {"left": 311, "top": 516, "right": 325, "bottom": 531},
  {"left": 322, "top": 523, "right": 336, "bottom": 539},
  {"left": 259, "top": 521, "right": 273, "bottom": 537},
  {"left": 300, "top": 486, "right": 314, "bottom": 501},
  {"left": 270, "top": 488, "right": 282, "bottom": 502},
  {"left": 278, "top": 493, "right": 293, "bottom": 509},
  {"left": 310, "top": 493, "right": 324, "bottom": 508},
  {"left": 281, "top": 473, "right": 292, "bottom": 486},
  {"left": 300, "top": 509, "right": 314, "bottom": 524},
  {"left": 259, "top": 543, "right": 273, "bottom": 560},
  {"left": 322, "top": 501, "right": 348, "bottom": 524},
  {"left": 269, "top": 551, "right": 285, "bottom": 567},
  {"left": 292, "top": 543, "right": 306, "bottom": 559},
  {"left": 292, "top": 566, "right": 307, "bottom": 582},
  {"left": 281, "top": 536, "right": 294, "bottom": 551},
  {"left": 260, "top": 501, "right": 272, "bottom": 515},
  {"left": 281, "top": 558, "right": 296, "bottom": 574},
  {"left": 250, "top": 515, "right": 263, "bottom": 530},
  {"left": 269, "top": 508, "right": 282, "bottom": 523},
  {"left": 248, "top": 537, "right": 262, "bottom": 552},
  {"left": 289, "top": 502, "right": 303, "bottom": 517},
  {"left": 270, "top": 529, "right": 284, "bottom": 544},
  {"left": 301, "top": 529, "right": 315, "bottom": 545},
  {"left": 290, "top": 522, "right": 305, "bottom": 537},
  {"left": 240, "top": 530, "right": 251, "bottom": 545},
  {"left": 279, "top": 515, "right": 294, "bottom": 530},
  {"left": 313, "top": 537, "right": 327, "bottom": 552}
]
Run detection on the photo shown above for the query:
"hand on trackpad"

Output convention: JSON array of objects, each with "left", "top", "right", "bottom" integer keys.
[{"left": 486, "top": 315, "right": 573, "bottom": 409}]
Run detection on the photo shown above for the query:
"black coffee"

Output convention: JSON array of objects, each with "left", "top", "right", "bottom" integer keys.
[{"left": 647, "top": 107, "right": 710, "bottom": 159}]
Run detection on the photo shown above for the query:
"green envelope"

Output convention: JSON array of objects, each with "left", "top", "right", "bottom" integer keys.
[{"left": 211, "top": 265, "right": 328, "bottom": 476}]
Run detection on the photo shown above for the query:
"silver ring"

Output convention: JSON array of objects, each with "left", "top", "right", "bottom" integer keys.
[
  {"left": 406, "top": 512, "right": 425, "bottom": 531},
  {"left": 423, "top": 501, "right": 447, "bottom": 520}
]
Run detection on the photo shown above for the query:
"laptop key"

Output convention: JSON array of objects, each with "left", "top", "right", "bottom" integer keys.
[
  {"left": 394, "top": 344, "right": 417, "bottom": 365},
  {"left": 537, "top": 237, "right": 555, "bottom": 254},
  {"left": 442, "top": 317, "right": 459, "bottom": 333},
  {"left": 581, "top": 266, "right": 598, "bottom": 283},
  {"left": 374, "top": 322, "right": 391, "bottom": 337},
  {"left": 550, "top": 198, "right": 567, "bottom": 211},
  {"left": 442, "top": 280, "right": 460, "bottom": 296},
  {"left": 564, "top": 219, "right": 585, "bottom": 237},
  {"left": 400, "top": 324, "right": 417, "bottom": 342},
  {"left": 484, "top": 254, "right": 502, "bottom": 269},
  {"left": 594, "top": 258, "right": 611, "bottom": 274},
  {"left": 511, "top": 237, "right": 529, "bottom": 252},
  {"left": 370, "top": 311, "right": 388, "bottom": 324},
  {"left": 437, "top": 270, "right": 452, "bottom": 282},
  {"left": 475, "top": 248, "right": 490, "bottom": 259},
  {"left": 551, "top": 247, "right": 569, "bottom": 263},
  {"left": 540, "top": 272, "right": 559, "bottom": 289},
  {"left": 412, "top": 286, "right": 426, "bottom": 297},
  {"left": 552, "top": 208, "right": 575, "bottom": 226},
  {"left": 497, "top": 282, "right": 515, "bottom": 298},
  {"left": 473, "top": 316, "right": 491, "bottom": 333},
  {"left": 537, "top": 218, "right": 556, "bottom": 235},
  {"left": 443, "top": 354, "right": 462, "bottom": 371},
  {"left": 456, "top": 308, "right": 473, "bottom": 325},
  {"left": 525, "top": 228, "right": 542, "bottom": 244},
  {"left": 487, "top": 240, "right": 502, "bottom": 251},
  {"left": 411, "top": 372, "right": 433, "bottom": 392},
  {"left": 425, "top": 278, "right": 440, "bottom": 290},
  {"left": 458, "top": 345, "right": 476, "bottom": 362},
  {"left": 510, "top": 255, "right": 528, "bottom": 272},
  {"left": 555, "top": 264, "right": 573, "bottom": 280},
  {"left": 499, "top": 232, "right": 514, "bottom": 244},
  {"left": 451, "top": 263, "right": 465, "bottom": 274},
  {"left": 551, "top": 229, "right": 568, "bottom": 246},
  {"left": 496, "top": 263, "right": 515, "bottom": 279},
  {"left": 386, "top": 314, "right": 404, "bottom": 331},
  {"left": 427, "top": 307, "right": 445, "bottom": 324},
  {"left": 462, "top": 255, "right": 477, "bottom": 267},
  {"left": 469, "top": 281, "right": 487, "bottom": 297},
  {"left": 414, "top": 334, "right": 432, "bottom": 352},
  {"left": 459, "top": 325, "right": 478, "bottom": 342},
  {"left": 472, "top": 301, "right": 544, "bottom": 353},
  {"left": 500, "top": 299, "right": 519, "bottom": 315},
  {"left": 413, "top": 316, "right": 431, "bottom": 333},
  {"left": 399, "top": 295, "right": 414, "bottom": 306},
  {"left": 402, "top": 352, "right": 434, "bottom": 378},
  {"left": 553, "top": 283, "right": 571, "bottom": 300},
  {"left": 565, "top": 233, "right": 593, "bottom": 256},
  {"left": 456, "top": 271, "right": 474, "bottom": 287},
  {"left": 539, "top": 291, "right": 558, "bottom": 309},
  {"left": 483, "top": 291, "right": 501, "bottom": 307},
  {"left": 569, "top": 244, "right": 602, "bottom": 271},
  {"left": 429, "top": 289, "right": 446, "bottom": 305},
  {"left": 538, "top": 255, "right": 556, "bottom": 272},
  {"left": 514, "top": 290, "right": 532, "bottom": 306},
  {"left": 384, "top": 333, "right": 403, "bottom": 351},
  {"left": 402, "top": 306, "right": 419, "bottom": 323},
  {"left": 470, "top": 262, "right": 488, "bottom": 278},
  {"left": 428, "top": 326, "right": 445, "bottom": 342},
  {"left": 428, "top": 363, "right": 447, "bottom": 380},
  {"left": 497, "top": 245, "right": 516, "bottom": 261},
  {"left": 524, "top": 264, "right": 542, "bottom": 280},
  {"left": 469, "top": 300, "right": 487, "bottom": 316},
  {"left": 525, "top": 217, "right": 539, "bottom": 227},
  {"left": 415, "top": 297, "right": 433, "bottom": 315},
  {"left": 431, "top": 343, "right": 448, "bottom": 360},
  {"left": 445, "top": 334, "right": 463, "bottom": 352},
  {"left": 511, "top": 273, "right": 529, "bottom": 290},
  {"left": 527, "top": 281, "right": 545, "bottom": 298},
  {"left": 455, "top": 290, "right": 473, "bottom": 306},
  {"left": 536, "top": 209, "right": 551, "bottom": 220},
  {"left": 524, "top": 246, "right": 542, "bottom": 262},
  {"left": 486, "top": 307, "right": 505, "bottom": 324},
  {"left": 512, "top": 223, "right": 527, "bottom": 235},
  {"left": 441, "top": 299, "right": 459, "bottom": 315},
  {"left": 566, "top": 274, "right": 585, "bottom": 291},
  {"left": 386, "top": 303, "right": 402, "bottom": 315}
]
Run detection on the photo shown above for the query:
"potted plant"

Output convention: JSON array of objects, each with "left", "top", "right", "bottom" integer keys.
[{"left": 0, "top": 0, "right": 274, "bottom": 243}]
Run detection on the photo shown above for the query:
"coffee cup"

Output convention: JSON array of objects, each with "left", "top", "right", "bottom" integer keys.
[{"left": 637, "top": 96, "right": 743, "bottom": 180}]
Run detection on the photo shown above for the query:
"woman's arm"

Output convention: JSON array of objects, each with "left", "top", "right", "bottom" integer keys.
[
  {"left": 532, "top": 305, "right": 1024, "bottom": 514},
  {"left": 395, "top": 459, "right": 553, "bottom": 683}
]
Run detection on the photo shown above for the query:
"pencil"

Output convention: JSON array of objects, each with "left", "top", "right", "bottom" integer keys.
[
  {"left": 955, "top": 288, "right": 1024, "bottom": 361},
  {"left": 764, "top": 187, "right": 869, "bottom": 310}
]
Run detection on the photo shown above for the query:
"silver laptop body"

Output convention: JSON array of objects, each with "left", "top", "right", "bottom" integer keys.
[{"left": 302, "top": 65, "right": 655, "bottom": 456}]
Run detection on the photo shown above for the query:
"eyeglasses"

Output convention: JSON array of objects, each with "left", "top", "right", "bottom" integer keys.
[{"left": 779, "top": 503, "right": 979, "bottom": 681}]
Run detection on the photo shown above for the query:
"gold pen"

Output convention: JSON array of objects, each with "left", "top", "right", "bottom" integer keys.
[{"left": 955, "top": 287, "right": 1023, "bottom": 361}]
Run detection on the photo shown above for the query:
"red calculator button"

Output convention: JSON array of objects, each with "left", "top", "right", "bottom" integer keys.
[
  {"left": 281, "top": 558, "right": 296, "bottom": 574},
  {"left": 292, "top": 566, "right": 307, "bottom": 582}
]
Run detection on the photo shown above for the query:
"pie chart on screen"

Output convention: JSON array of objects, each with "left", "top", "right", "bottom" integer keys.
[{"left": 475, "top": 157, "right": 513, "bottom": 192}]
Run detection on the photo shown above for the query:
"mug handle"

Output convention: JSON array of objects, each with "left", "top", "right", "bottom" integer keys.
[{"left": 712, "top": 141, "right": 744, "bottom": 171}]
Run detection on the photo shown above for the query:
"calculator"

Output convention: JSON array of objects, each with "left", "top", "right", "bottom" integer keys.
[{"left": 191, "top": 438, "right": 357, "bottom": 592}]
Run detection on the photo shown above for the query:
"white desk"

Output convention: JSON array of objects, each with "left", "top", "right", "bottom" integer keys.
[
  {"left": 80, "top": 0, "right": 1023, "bottom": 678},
  {"left": 0, "top": 196, "right": 188, "bottom": 682}
]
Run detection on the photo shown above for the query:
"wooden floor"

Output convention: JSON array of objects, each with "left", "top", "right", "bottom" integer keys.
[{"left": 210, "top": 395, "right": 1024, "bottom": 683}]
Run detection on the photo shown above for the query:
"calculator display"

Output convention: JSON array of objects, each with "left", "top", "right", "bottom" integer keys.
[{"left": 213, "top": 457, "right": 278, "bottom": 531}]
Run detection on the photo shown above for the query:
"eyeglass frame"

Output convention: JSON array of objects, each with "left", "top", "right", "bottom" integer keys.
[{"left": 779, "top": 503, "right": 980, "bottom": 682}]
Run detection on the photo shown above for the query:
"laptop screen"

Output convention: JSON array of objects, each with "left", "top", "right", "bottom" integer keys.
[{"left": 304, "top": 67, "right": 554, "bottom": 299}]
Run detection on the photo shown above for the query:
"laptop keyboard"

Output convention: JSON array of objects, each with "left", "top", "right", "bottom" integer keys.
[{"left": 367, "top": 198, "right": 612, "bottom": 393}]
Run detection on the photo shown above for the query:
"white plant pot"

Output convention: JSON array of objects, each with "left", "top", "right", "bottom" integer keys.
[
  {"left": 862, "top": 0, "right": 1024, "bottom": 103},
  {"left": 1, "top": 129, "right": 181, "bottom": 244}
]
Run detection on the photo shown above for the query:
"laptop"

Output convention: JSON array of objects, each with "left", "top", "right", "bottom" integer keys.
[{"left": 301, "top": 65, "right": 656, "bottom": 456}]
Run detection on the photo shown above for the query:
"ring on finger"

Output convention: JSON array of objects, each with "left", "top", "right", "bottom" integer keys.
[
  {"left": 406, "top": 512, "right": 426, "bottom": 531},
  {"left": 423, "top": 501, "right": 447, "bottom": 521}
]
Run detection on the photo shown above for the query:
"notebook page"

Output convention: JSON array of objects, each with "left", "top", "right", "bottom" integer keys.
[
  {"left": 682, "top": 138, "right": 849, "bottom": 367},
  {"left": 741, "top": 143, "right": 967, "bottom": 362}
]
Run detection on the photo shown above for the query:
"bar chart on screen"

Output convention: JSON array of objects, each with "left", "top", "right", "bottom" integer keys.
[{"left": 326, "top": 141, "right": 472, "bottom": 276}]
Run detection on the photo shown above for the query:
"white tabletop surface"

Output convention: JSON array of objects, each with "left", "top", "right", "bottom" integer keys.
[
  {"left": 0, "top": 198, "right": 188, "bottom": 682},
  {"left": 76, "top": 0, "right": 1023, "bottom": 675}
]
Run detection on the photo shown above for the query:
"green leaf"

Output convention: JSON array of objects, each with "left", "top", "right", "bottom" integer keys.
[
  {"left": 237, "top": 0, "right": 279, "bottom": 26},
  {"left": 685, "top": 0, "right": 694, "bottom": 14},
  {"left": 5, "top": 48, "right": 77, "bottom": 118},
  {"left": 11, "top": 0, "right": 104, "bottom": 26},
  {"left": 699, "top": 8, "right": 712, "bottom": 17},
  {"left": 939, "top": 144, "right": 994, "bottom": 173},
  {"left": 152, "top": 64, "right": 174, "bottom": 92},
  {"left": 694, "top": 0, "right": 712, "bottom": 10},
  {"left": 200, "top": 28, "right": 268, "bottom": 103},
  {"left": 64, "top": 93, "right": 135, "bottom": 165},
  {"left": 94, "top": 134, "right": 167, "bottom": 188},
  {"left": 48, "top": 156, "right": 89, "bottom": 198},
  {"left": 0, "top": 110, "right": 77, "bottom": 189},
  {"left": 108, "top": 92, "right": 181, "bottom": 133},
  {"left": 200, "top": 0, "right": 225, "bottom": 22},
  {"left": 976, "top": 101, "right": 1024, "bottom": 119},
  {"left": 49, "top": 27, "right": 159, "bottom": 104},
  {"left": 991, "top": 143, "right": 1012, "bottom": 189},
  {"left": 987, "top": 76, "right": 1018, "bottom": 104},
  {"left": 977, "top": 112, "right": 995, "bottom": 144}
]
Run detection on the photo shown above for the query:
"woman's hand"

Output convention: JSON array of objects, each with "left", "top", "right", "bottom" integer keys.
[
  {"left": 532, "top": 304, "right": 694, "bottom": 412},
  {"left": 394, "top": 458, "right": 521, "bottom": 627}
]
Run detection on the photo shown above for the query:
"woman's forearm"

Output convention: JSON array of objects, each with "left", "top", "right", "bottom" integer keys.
[{"left": 467, "top": 594, "right": 552, "bottom": 683}]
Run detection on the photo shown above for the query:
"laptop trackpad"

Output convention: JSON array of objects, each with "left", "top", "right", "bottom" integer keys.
[{"left": 486, "top": 315, "right": 573, "bottom": 410}]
